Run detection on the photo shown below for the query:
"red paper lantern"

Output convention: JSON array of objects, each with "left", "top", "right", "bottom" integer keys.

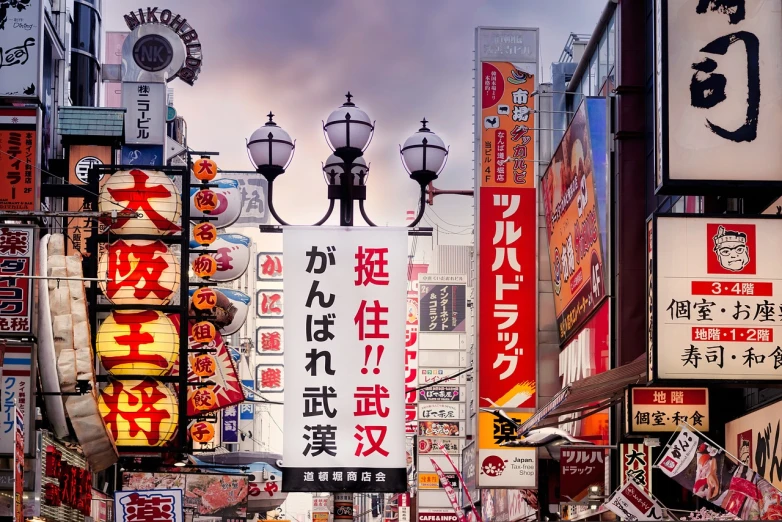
[
  {"left": 193, "top": 222, "right": 217, "bottom": 245},
  {"left": 192, "top": 254, "right": 217, "bottom": 278},
  {"left": 191, "top": 287, "right": 218, "bottom": 311},
  {"left": 192, "top": 321, "right": 216, "bottom": 344},
  {"left": 192, "top": 158, "right": 218, "bottom": 181},
  {"left": 193, "top": 189, "right": 218, "bottom": 213}
]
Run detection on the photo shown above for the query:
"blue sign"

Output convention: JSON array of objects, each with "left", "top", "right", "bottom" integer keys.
[
  {"left": 240, "top": 404, "right": 254, "bottom": 421},
  {"left": 222, "top": 404, "right": 239, "bottom": 443},
  {"left": 121, "top": 144, "right": 165, "bottom": 167}
]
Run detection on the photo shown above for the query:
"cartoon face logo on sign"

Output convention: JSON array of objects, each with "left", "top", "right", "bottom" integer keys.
[
  {"left": 481, "top": 455, "right": 506, "bottom": 477},
  {"left": 708, "top": 224, "right": 755, "bottom": 274}
]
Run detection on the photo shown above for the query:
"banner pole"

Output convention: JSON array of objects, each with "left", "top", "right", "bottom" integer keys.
[{"left": 436, "top": 443, "right": 483, "bottom": 522}]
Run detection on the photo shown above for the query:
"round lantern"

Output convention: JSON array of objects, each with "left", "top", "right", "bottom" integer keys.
[
  {"left": 190, "top": 354, "right": 216, "bottom": 377},
  {"left": 99, "top": 169, "right": 182, "bottom": 235},
  {"left": 189, "top": 421, "right": 215, "bottom": 444},
  {"left": 98, "top": 239, "right": 180, "bottom": 305},
  {"left": 97, "top": 310, "right": 178, "bottom": 376},
  {"left": 193, "top": 157, "right": 218, "bottom": 181},
  {"left": 192, "top": 321, "right": 216, "bottom": 344},
  {"left": 191, "top": 287, "right": 218, "bottom": 311},
  {"left": 192, "top": 222, "right": 217, "bottom": 245},
  {"left": 98, "top": 378, "right": 178, "bottom": 447},
  {"left": 191, "top": 387, "right": 218, "bottom": 411},
  {"left": 192, "top": 254, "right": 217, "bottom": 279},
  {"left": 193, "top": 189, "right": 218, "bottom": 213}
]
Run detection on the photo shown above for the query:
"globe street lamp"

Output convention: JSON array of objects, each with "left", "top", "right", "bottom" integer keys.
[{"left": 247, "top": 93, "right": 449, "bottom": 227}]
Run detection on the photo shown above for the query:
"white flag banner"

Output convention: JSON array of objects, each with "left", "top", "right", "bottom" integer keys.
[
  {"left": 282, "top": 227, "right": 408, "bottom": 492},
  {"left": 604, "top": 480, "right": 666, "bottom": 521}
]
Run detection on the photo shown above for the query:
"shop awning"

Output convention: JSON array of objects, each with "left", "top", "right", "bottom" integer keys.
[{"left": 518, "top": 355, "right": 647, "bottom": 435}]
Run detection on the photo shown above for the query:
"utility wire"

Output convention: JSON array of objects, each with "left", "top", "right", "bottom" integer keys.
[
  {"left": 427, "top": 205, "right": 473, "bottom": 229},
  {"left": 415, "top": 367, "right": 472, "bottom": 391}
]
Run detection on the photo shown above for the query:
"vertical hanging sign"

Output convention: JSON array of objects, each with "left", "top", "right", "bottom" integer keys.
[
  {"left": 475, "top": 27, "right": 539, "bottom": 488},
  {"left": 282, "top": 227, "right": 407, "bottom": 492}
]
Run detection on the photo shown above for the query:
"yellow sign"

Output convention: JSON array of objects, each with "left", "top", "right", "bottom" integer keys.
[
  {"left": 313, "top": 514, "right": 329, "bottom": 521},
  {"left": 477, "top": 411, "right": 531, "bottom": 450},
  {"left": 98, "top": 379, "right": 178, "bottom": 447},
  {"left": 418, "top": 472, "right": 441, "bottom": 490},
  {"left": 96, "top": 310, "right": 178, "bottom": 376}
]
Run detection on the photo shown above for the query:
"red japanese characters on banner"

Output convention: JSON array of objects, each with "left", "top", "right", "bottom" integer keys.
[
  {"left": 257, "top": 289, "right": 283, "bottom": 318},
  {"left": 193, "top": 189, "right": 218, "bottom": 213},
  {"left": 99, "top": 169, "right": 182, "bottom": 235},
  {"left": 257, "top": 326, "right": 284, "bottom": 355},
  {"left": 257, "top": 365, "right": 284, "bottom": 393},
  {"left": 44, "top": 445, "right": 93, "bottom": 515},
  {"left": 478, "top": 187, "right": 537, "bottom": 408},
  {"left": 98, "top": 239, "right": 180, "bottom": 305},
  {"left": 98, "top": 379, "right": 179, "bottom": 447},
  {"left": 258, "top": 252, "right": 283, "bottom": 281},
  {"left": 0, "top": 226, "right": 33, "bottom": 334},
  {"left": 96, "top": 310, "right": 178, "bottom": 376},
  {"left": 192, "top": 222, "right": 217, "bottom": 245},
  {"left": 191, "top": 287, "right": 218, "bottom": 311}
]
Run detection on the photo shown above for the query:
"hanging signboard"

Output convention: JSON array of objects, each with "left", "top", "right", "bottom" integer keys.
[
  {"left": 604, "top": 480, "right": 665, "bottom": 521},
  {"left": 541, "top": 97, "right": 608, "bottom": 343},
  {"left": 655, "top": 0, "right": 782, "bottom": 194},
  {"left": 418, "top": 403, "right": 465, "bottom": 421},
  {"left": 560, "top": 448, "right": 605, "bottom": 500},
  {"left": 282, "top": 227, "right": 407, "bottom": 492},
  {"left": 417, "top": 438, "right": 462, "bottom": 455},
  {"left": 257, "top": 288, "right": 283, "bottom": 319},
  {"left": 652, "top": 215, "right": 782, "bottom": 381},
  {"left": 0, "top": 226, "right": 33, "bottom": 335},
  {"left": 619, "top": 443, "right": 652, "bottom": 490},
  {"left": 0, "top": 110, "right": 37, "bottom": 211},
  {"left": 257, "top": 252, "right": 283, "bottom": 281},
  {"left": 1, "top": 343, "right": 32, "bottom": 454},
  {"left": 626, "top": 386, "right": 709, "bottom": 434},
  {"left": 418, "top": 369, "right": 467, "bottom": 386},
  {"left": 418, "top": 386, "right": 464, "bottom": 403},
  {"left": 67, "top": 144, "right": 112, "bottom": 257},
  {"left": 222, "top": 404, "right": 239, "bottom": 443},
  {"left": 257, "top": 326, "right": 284, "bottom": 355},
  {"left": 115, "top": 489, "right": 184, "bottom": 522},
  {"left": 216, "top": 171, "right": 269, "bottom": 225},
  {"left": 0, "top": 1, "right": 41, "bottom": 98},
  {"left": 418, "top": 275, "right": 467, "bottom": 333}
]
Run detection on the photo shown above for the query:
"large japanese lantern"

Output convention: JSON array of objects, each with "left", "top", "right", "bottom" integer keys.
[
  {"left": 98, "top": 379, "right": 178, "bottom": 447},
  {"left": 98, "top": 239, "right": 180, "bottom": 305},
  {"left": 99, "top": 169, "right": 182, "bottom": 235},
  {"left": 96, "top": 310, "right": 178, "bottom": 376}
]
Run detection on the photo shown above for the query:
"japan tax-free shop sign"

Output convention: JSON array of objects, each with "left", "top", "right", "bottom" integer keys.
[
  {"left": 282, "top": 227, "right": 407, "bottom": 492},
  {"left": 652, "top": 215, "right": 782, "bottom": 381}
]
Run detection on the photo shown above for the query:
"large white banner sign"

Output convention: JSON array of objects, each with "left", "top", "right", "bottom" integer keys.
[
  {"left": 654, "top": 216, "right": 782, "bottom": 380},
  {"left": 283, "top": 227, "right": 407, "bottom": 492}
]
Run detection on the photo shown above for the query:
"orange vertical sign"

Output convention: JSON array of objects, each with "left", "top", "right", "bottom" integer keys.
[
  {"left": 67, "top": 144, "right": 113, "bottom": 257},
  {"left": 479, "top": 63, "right": 535, "bottom": 188}
]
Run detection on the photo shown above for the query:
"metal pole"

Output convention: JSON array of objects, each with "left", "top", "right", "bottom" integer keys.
[{"left": 179, "top": 154, "right": 192, "bottom": 453}]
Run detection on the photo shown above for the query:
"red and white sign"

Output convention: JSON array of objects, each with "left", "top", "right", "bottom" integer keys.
[
  {"left": 2, "top": 343, "right": 32, "bottom": 453},
  {"left": 430, "top": 459, "right": 467, "bottom": 522},
  {"left": 560, "top": 448, "right": 605, "bottom": 499},
  {"left": 619, "top": 443, "right": 652, "bottom": 491},
  {"left": 654, "top": 216, "right": 782, "bottom": 380},
  {"left": 114, "top": 489, "right": 184, "bottom": 522},
  {"left": 419, "top": 511, "right": 459, "bottom": 522},
  {"left": 258, "top": 252, "right": 283, "bottom": 281},
  {"left": 13, "top": 405, "right": 23, "bottom": 522},
  {"left": 0, "top": 226, "right": 34, "bottom": 334},
  {"left": 627, "top": 386, "right": 709, "bottom": 433},
  {"left": 478, "top": 188, "right": 537, "bottom": 408},
  {"left": 282, "top": 227, "right": 407, "bottom": 492},
  {"left": 604, "top": 480, "right": 665, "bottom": 521}
]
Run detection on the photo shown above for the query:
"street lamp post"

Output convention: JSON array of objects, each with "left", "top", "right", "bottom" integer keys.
[{"left": 247, "top": 93, "right": 449, "bottom": 228}]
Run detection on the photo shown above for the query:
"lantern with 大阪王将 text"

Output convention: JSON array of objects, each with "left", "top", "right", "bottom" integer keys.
[
  {"left": 96, "top": 310, "right": 178, "bottom": 376},
  {"left": 98, "top": 379, "right": 178, "bottom": 447}
]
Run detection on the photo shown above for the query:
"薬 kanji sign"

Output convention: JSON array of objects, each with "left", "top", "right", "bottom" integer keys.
[
  {"left": 0, "top": 226, "right": 33, "bottom": 335},
  {"left": 282, "top": 227, "right": 407, "bottom": 492},
  {"left": 115, "top": 489, "right": 183, "bottom": 522}
]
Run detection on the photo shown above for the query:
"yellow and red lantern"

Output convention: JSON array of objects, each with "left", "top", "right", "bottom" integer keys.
[
  {"left": 98, "top": 379, "right": 178, "bottom": 447},
  {"left": 192, "top": 254, "right": 217, "bottom": 279},
  {"left": 191, "top": 387, "right": 218, "bottom": 412},
  {"left": 98, "top": 239, "right": 180, "bottom": 305},
  {"left": 192, "top": 321, "right": 216, "bottom": 344},
  {"left": 190, "top": 354, "right": 216, "bottom": 377},
  {"left": 191, "top": 287, "right": 218, "bottom": 311},
  {"left": 189, "top": 421, "right": 215, "bottom": 444},
  {"left": 192, "top": 157, "right": 218, "bottom": 181},
  {"left": 96, "top": 310, "right": 178, "bottom": 376},
  {"left": 193, "top": 189, "right": 218, "bottom": 213},
  {"left": 192, "top": 222, "right": 217, "bottom": 245},
  {"left": 98, "top": 169, "right": 182, "bottom": 235}
]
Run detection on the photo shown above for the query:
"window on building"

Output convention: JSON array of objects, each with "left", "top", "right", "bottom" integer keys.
[{"left": 598, "top": 31, "right": 608, "bottom": 95}]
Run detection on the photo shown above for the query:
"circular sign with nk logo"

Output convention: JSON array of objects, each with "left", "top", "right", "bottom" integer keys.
[{"left": 133, "top": 34, "right": 174, "bottom": 72}]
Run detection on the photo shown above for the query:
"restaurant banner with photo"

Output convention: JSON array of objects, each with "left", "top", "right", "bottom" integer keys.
[
  {"left": 123, "top": 472, "right": 249, "bottom": 521},
  {"left": 115, "top": 489, "right": 184, "bottom": 522},
  {"left": 656, "top": 425, "right": 782, "bottom": 519},
  {"left": 652, "top": 215, "right": 782, "bottom": 381},
  {"left": 541, "top": 97, "right": 608, "bottom": 343},
  {"left": 282, "top": 227, "right": 407, "bottom": 492}
]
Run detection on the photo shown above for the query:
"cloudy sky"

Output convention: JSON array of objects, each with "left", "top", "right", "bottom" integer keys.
[
  {"left": 104, "top": 0, "right": 604, "bottom": 245},
  {"left": 102, "top": 2, "right": 604, "bottom": 516}
]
